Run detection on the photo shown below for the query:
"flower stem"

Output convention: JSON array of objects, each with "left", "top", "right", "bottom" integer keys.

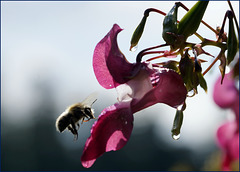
[
  {"left": 144, "top": 8, "right": 166, "bottom": 17},
  {"left": 203, "top": 51, "right": 224, "bottom": 76},
  {"left": 146, "top": 51, "right": 179, "bottom": 61},
  {"left": 201, "top": 38, "right": 227, "bottom": 49},
  {"left": 203, "top": 57, "right": 219, "bottom": 76},
  {"left": 136, "top": 44, "right": 168, "bottom": 63}
]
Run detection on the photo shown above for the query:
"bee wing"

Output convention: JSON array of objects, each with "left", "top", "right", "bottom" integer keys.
[{"left": 81, "top": 92, "right": 98, "bottom": 107}]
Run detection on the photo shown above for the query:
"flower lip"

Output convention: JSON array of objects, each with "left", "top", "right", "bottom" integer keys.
[
  {"left": 81, "top": 102, "right": 134, "bottom": 168},
  {"left": 131, "top": 67, "right": 187, "bottom": 113}
]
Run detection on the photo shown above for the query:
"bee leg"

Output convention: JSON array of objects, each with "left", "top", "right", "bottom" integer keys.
[
  {"left": 74, "top": 133, "right": 78, "bottom": 141},
  {"left": 67, "top": 126, "right": 75, "bottom": 135},
  {"left": 76, "top": 123, "right": 80, "bottom": 130},
  {"left": 70, "top": 120, "right": 78, "bottom": 140},
  {"left": 82, "top": 112, "right": 92, "bottom": 122},
  {"left": 81, "top": 117, "right": 85, "bottom": 124},
  {"left": 83, "top": 116, "right": 91, "bottom": 122},
  {"left": 83, "top": 119, "right": 90, "bottom": 122}
]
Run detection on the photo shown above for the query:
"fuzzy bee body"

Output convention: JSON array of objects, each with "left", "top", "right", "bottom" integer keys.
[{"left": 55, "top": 93, "right": 97, "bottom": 140}]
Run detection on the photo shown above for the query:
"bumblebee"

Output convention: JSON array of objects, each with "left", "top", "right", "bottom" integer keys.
[{"left": 56, "top": 93, "right": 97, "bottom": 140}]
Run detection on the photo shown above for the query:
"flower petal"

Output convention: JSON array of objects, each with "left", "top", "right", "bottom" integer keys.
[
  {"left": 93, "top": 24, "right": 134, "bottom": 89},
  {"left": 228, "top": 133, "right": 239, "bottom": 160},
  {"left": 217, "top": 121, "right": 239, "bottom": 170},
  {"left": 132, "top": 69, "right": 187, "bottom": 112},
  {"left": 116, "top": 63, "right": 153, "bottom": 102},
  {"left": 213, "top": 71, "right": 239, "bottom": 108},
  {"left": 81, "top": 102, "right": 134, "bottom": 168},
  {"left": 216, "top": 121, "right": 237, "bottom": 149}
]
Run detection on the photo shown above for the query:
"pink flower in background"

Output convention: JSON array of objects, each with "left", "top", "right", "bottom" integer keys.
[
  {"left": 213, "top": 71, "right": 239, "bottom": 171},
  {"left": 81, "top": 24, "right": 187, "bottom": 168}
]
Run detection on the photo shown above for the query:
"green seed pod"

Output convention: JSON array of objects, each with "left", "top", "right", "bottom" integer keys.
[
  {"left": 130, "top": 15, "right": 147, "bottom": 51},
  {"left": 171, "top": 109, "right": 184, "bottom": 140},
  {"left": 194, "top": 59, "right": 207, "bottom": 92},
  {"left": 162, "top": 3, "right": 180, "bottom": 46},
  {"left": 197, "top": 72, "right": 207, "bottom": 93},
  {"left": 218, "top": 51, "right": 227, "bottom": 84},
  {"left": 178, "top": 1, "right": 209, "bottom": 40},
  {"left": 179, "top": 49, "right": 194, "bottom": 92},
  {"left": 194, "top": 58, "right": 202, "bottom": 73},
  {"left": 227, "top": 11, "right": 238, "bottom": 65}
]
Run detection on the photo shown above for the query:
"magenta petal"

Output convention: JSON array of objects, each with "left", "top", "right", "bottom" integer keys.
[
  {"left": 116, "top": 64, "right": 153, "bottom": 102},
  {"left": 228, "top": 134, "right": 239, "bottom": 160},
  {"left": 217, "top": 121, "right": 239, "bottom": 170},
  {"left": 132, "top": 69, "right": 187, "bottom": 112},
  {"left": 216, "top": 121, "right": 237, "bottom": 149},
  {"left": 81, "top": 102, "right": 134, "bottom": 168},
  {"left": 222, "top": 153, "right": 232, "bottom": 171},
  {"left": 213, "top": 71, "right": 239, "bottom": 108},
  {"left": 93, "top": 24, "right": 134, "bottom": 89}
]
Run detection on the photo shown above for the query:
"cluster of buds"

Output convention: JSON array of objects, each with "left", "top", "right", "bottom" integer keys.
[
  {"left": 129, "top": 0, "right": 239, "bottom": 138},
  {"left": 79, "top": 1, "right": 239, "bottom": 168}
]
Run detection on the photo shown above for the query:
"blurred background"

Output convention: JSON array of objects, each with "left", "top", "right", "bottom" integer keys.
[{"left": 1, "top": 1, "right": 239, "bottom": 171}]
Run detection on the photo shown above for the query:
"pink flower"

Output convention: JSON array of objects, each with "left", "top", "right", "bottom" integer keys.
[
  {"left": 81, "top": 24, "right": 187, "bottom": 168},
  {"left": 213, "top": 71, "right": 239, "bottom": 171}
]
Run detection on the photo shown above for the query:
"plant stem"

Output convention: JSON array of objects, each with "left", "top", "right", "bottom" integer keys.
[
  {"left": 227, "top": 0, "right": 239, "bottom": 37},
  {"left": 203, "top": 51, "right": 225, "bottom": 76},
  {"left": 144, "top": 8, "right": 166, "bottom": 17},
  {"left": 136, "top": 44, "right": 168, "bottom": 62}
]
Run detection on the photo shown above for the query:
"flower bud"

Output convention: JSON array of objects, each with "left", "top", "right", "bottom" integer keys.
[
  {"left": 195, "top": 59, "right": 207, "bottom": 92},
  {"left": 227, "top": 11, "right": 238, "bottom": 65},
  {"left": 179, "top": 49, "right": 194, "bottom": 91},
  {"left": 178, "top": 1, "right": 209, "bottom": 40},
  {"left": 162, "top": 3, "right": 179, "bottom": 46},
  {"left": 197, "top": 72, "right": 208, "bottom": 93},
  {"left": 130, "top": 15, "right": 147, "bottom": 51},
  {"left": 218, "top": 52, "right": 227, "bottom": 84},
  {"left": 194, "top": 58, "right": 202, "bottom": 73},
  {"left": 171, "top": 109, "right": 184, "bottom": 140}
]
